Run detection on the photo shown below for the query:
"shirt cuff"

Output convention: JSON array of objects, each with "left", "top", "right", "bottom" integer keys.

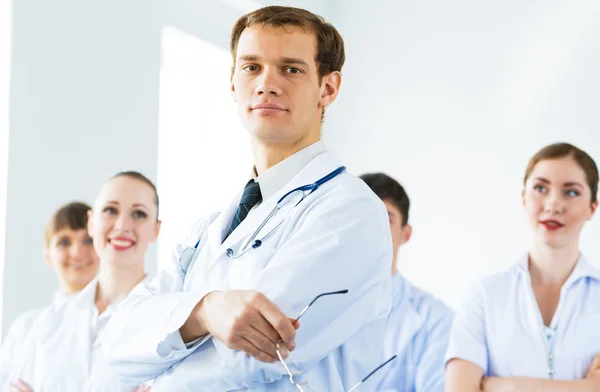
[
  {"left": 444, "top": 342, "right": 487, "bottom": 375},
  {"left": 185, "top": 335, "right": 208, "bottom": 349},
  {"left": 157, "top": 290, "right": 212, "bottom": 358}
]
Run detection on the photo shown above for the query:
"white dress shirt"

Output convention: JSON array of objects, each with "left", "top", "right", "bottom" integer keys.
[{"left": 377, "top": 274, "right": 453, "bottom": 392}]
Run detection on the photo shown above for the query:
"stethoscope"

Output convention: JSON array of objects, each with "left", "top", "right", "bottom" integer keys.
[{"left": 178, "top": 166, "right": 346, "bottom": 275}]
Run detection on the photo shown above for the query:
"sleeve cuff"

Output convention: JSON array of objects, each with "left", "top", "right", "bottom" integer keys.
[
  {"left": 444, "top": 342, "right": 487, "bottom": 374},
  {"left": 157, "top": 290, "right": 212, "bottom": 358},
  {"left": 185, "top": 335, "right": 209, "bottom": 349}
]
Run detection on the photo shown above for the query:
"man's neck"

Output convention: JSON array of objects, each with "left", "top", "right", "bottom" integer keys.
[{"left": 252, "top": 135, "right": 320, "bottom": 175}]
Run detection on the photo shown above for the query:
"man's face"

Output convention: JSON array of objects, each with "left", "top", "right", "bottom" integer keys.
[
  {"left": 383, "top": 199, "right": 412, "bottom": 276},
  {"left": 231, "top": 24, "right": 340, "bottom": 147}
]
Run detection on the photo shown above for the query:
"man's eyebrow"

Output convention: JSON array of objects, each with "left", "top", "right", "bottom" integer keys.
[
  {"left": 280, "top": 57, "right": 309, "bottom": 66},
  {"left": 238, "top": 54, "right": 260, "bottom": 62}
]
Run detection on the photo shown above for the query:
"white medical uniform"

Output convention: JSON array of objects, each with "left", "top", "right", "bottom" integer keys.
[
  {"left": 0, "top": 293, "right": 67, "bottom": 387},
  {"left": 102, "top": 142, "right": 393, "bottom": 391},
  {"left": 2, "top": 278, "right": 149, "bottom": 392},
  {"left": 446, "top": 254, "right": 600, "bottom": 380},
  {"left": 376, "top": 273, "right": 453, "bottom": 392}
]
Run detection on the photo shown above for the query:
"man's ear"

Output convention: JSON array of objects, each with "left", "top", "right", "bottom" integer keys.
[
  {"left": 231, "top": 72, "right": 238, "bottom": 103},
  {"left": 317, "top": 71, "right": 342, "bottom": 109},
  {"left": 401, "top": 224, "right": 412, "bottom": 245}
]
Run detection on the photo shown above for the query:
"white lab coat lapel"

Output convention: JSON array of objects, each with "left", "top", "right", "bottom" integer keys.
[
  {"left": 68, "top": 280, "right": 96, "bottom": 380},
  {"left": 203, "top": 195, "right": 240, "bottom": 260},
  {"left": 184, "top": 151, "right": 343, "bottom": 291},
  {"left": 33, "top": 279, "right": 96, "bottom": 390}
]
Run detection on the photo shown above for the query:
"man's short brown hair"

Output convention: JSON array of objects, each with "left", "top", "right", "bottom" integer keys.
[{"left": 229, "top": 6, "right": 345, "bottom": 80}]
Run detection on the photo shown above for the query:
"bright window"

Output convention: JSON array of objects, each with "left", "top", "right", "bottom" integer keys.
[{"left": 156, "top": 26, "right": 252, "bottom": 271}]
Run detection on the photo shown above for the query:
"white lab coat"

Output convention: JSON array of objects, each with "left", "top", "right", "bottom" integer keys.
[
  {"left": 102, "top": 151, "right": 393, "bottom": 391},
  {"left": 2, "top": 279, "right": 147, "bottom": 392},
  {"left": 0, "top": 293, "right": 67, "bottom": 387}
]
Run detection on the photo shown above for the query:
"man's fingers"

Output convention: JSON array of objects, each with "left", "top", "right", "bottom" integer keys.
[
  {"left": 238, "top": 337, "right": 278, "bottom": 363},
  {"left": 10, "top": 379, "right": 32, "bottom": 392},
  {"left": 589, "top": 354, "right": 600, "bottom": 377},
  {"left": 251, "top": 314, "right": 282, "bottom": 347},
  {"left": 587, "top": 354, "right": 600, "bottom": 378},
  {"left": 240, "top": 324, "right": 279, "bottom": 359},
  {"left": 16, "top": 379, "right": 32, "bottom": 391},
  {"left": 289, "top": 318, "right": 301, "bottom": 330},
  {"left": 255, "top": 295, "right": 296, "bottom": 348}
]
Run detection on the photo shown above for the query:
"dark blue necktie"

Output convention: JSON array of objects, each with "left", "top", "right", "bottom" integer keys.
[{"left": 225, "top": 179, "right": 262, "bottom": 240}]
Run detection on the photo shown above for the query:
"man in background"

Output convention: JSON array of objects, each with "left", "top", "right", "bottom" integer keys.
[{"left": 361, "top": 172, "right": 453, "bottom": 392}]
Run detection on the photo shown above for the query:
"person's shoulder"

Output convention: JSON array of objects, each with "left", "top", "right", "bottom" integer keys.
[
  {"left": 333, "top": 171, "right": 380, "bottom": 196},
  {"left": 9, "top": 301, "right": 66, "bottom": 346},
  {"left": 453, "top": 260, "right": 522, "bottom": 315},
  {"left": 11, "top": 307, "right": 44, "bottom": 328},
  {"left": 182, "top": 212, "right": 222, "bottom": 245},
  {"left": 476, "top": 261, "right": 522, "bottom": 294},
  {"left": 191, "top": 212, "right": 221, "bottom": 231},
  {"left": 318, "top": 171, "right": 386, "bottom": 212},
  {"left": 5, "top": 307, "right": 45, "bottom": 339}
]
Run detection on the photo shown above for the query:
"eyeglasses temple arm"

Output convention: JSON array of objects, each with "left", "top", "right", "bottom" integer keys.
[
  {"left": 346, "top": 355, "right": 397, "bottom": 392},
  {"left": 294, "top": 289, "right": 349, "bottom": 323}
]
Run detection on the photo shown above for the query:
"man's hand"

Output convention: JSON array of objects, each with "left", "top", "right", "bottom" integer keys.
[
  {"left": 182, "top": 290, "right": 299, "bottom": 363},
  {"left": 8, "top": 379, "right": 33, "bottom": 392},
  {"left": 586, "top": 354, "right": 600, "bottom": 378}
]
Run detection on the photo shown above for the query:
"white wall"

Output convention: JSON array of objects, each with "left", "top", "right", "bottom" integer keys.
[
  {"left": 0, "top": 0, "right": 13, "bottom": 333},
  {"left": 325, "top": 0, "right": 600, "bottom": 308}
]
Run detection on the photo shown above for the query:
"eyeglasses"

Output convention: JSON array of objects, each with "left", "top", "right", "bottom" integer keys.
[{"left": 275, "top": 290, "right": 397, "bottom": 391}]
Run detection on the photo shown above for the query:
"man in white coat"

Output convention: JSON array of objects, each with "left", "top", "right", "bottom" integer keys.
[{"left": 102, "top": 6, "right": 393, "bottom": 391}]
